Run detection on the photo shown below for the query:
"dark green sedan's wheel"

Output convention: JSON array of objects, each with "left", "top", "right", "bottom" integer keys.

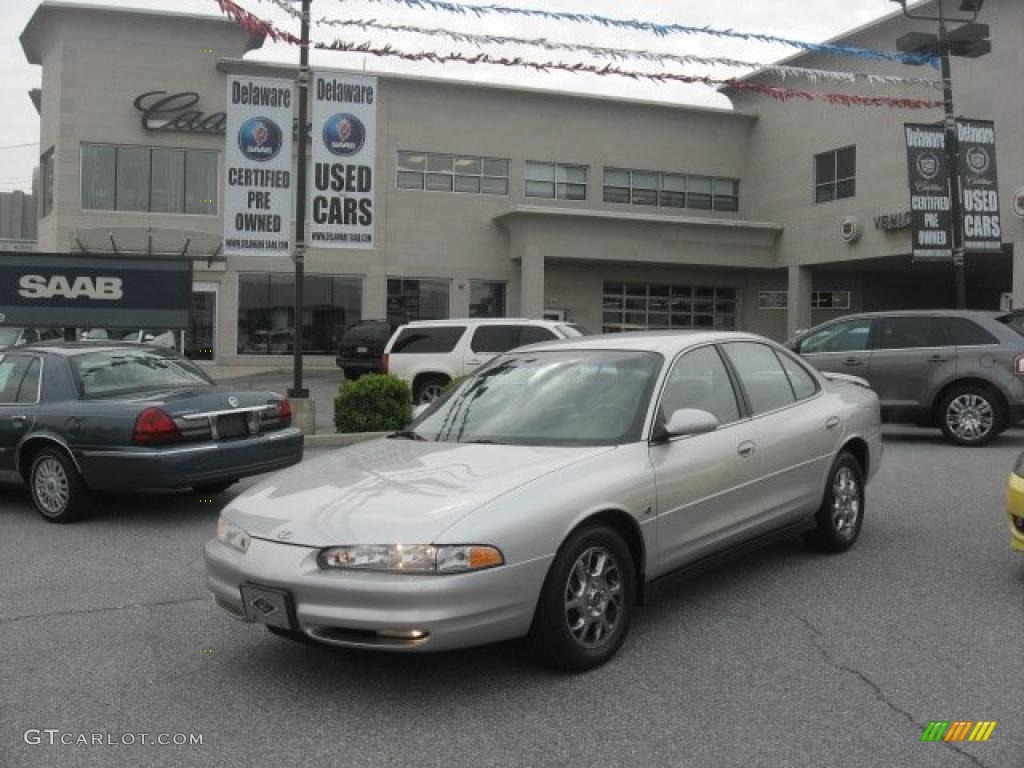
[
  {"left": 29, "top": 447, "right": 90, "bottom": 524},
  {"left": 529, "top": 525, "right": 635, "bottom": 672}
]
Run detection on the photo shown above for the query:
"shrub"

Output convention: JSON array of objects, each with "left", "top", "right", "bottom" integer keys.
[
  {"left": 334, "top": 374, "right": 413, "bottom": 433},
  {"left": 441, "top": 376, "right": 467, "bottom": 395}
]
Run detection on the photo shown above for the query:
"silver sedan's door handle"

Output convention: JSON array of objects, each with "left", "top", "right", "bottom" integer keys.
[
  {"left": 842, "top": 357, "right": 863, "bottom": 367},
  {"left": 825, "top": 416, "right": 840, "bottom": 430},
  {"left": 737, "top": 440, "right": 756, "bottom": 457},
  {"left": 927, "top": 355, "right": 948, "bottom": 363},
  {"left": 10, "top": 414, "right": 28, "bottom": 425}
]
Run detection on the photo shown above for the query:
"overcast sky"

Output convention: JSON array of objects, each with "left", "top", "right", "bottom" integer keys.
[{"left": 0, "top": 0, "right": 908, "bottom": 193}]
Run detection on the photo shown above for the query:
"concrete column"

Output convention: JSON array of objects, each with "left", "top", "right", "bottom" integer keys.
[
  {"left": 519, "top": 245, "right": 545, "bottom": 319},
  {"left": 363, "top": 275, "right": 388, "bottom": 321},
  {"left": 787, "top": 265, "right": 813, "bottom": 339},
  {"left": 1013, "top": 245, "right": 1024, "bottom": 311},
  {"left": 449, "top": 278, "right": 471, "bottom": 318}
]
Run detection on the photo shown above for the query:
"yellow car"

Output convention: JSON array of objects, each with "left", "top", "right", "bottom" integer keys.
[{"left": 1009, "top": 453, "right": 1024, "bottom": 551}]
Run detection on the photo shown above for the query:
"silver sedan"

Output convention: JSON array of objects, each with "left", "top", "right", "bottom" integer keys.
[{"left": 205, "top": 332, "right": 882, "bottom": 670}]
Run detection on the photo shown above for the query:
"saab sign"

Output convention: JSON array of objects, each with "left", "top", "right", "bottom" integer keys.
[{"left": 0, "top": 254, "right": 192, "bottom": 328}]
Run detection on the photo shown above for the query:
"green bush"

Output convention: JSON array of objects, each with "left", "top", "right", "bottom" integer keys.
[
  {"left": 334, "top": 374, "right": 413, "bottom": 433},
  {"left": 441, "top": 376, "right": 467, "bottom": 395}
]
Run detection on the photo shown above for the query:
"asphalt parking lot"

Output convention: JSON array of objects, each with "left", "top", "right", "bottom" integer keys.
[{"left": 1, "top": 430, "right": 1022, "bottom": 768}]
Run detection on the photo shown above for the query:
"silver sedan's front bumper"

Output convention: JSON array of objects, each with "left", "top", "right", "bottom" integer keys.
[{"left": 204, "top": 537, "right": 552, "bottom": 652}]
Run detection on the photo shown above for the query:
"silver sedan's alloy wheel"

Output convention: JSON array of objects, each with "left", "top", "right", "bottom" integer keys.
[
  {"left": 944, "top": 393, "right": 994, "bottom": 442},
  {"left": 831, "top": 466, "right": 861, "bottom": 539},
  {"left": 33, "top": 456, "right": 70, "bottom": 517},
  {"left": 564, "top": 546, "right": 623, "bottom": 649}
]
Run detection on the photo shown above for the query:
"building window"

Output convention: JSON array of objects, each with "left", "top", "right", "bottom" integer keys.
[
  {"left": 387, "top": 278, "right": 451, "bottom": 326},
  {"left": 812, "top": 291, "right": 851, "bottom": 310},
  {"left": 469, "top": 281, "right": 506, "bottom": 318},
  {"left": 397, "top": 151, "right": 509, "bottom": 195},
  {"left": 603, "top": 168, "right": 740, "bottom": 212},
  {"left": 758, "top": 291, "right": 788, "bottom": 310},
  {"left": 81, "top": 144, "right": 218, "bottom": 214},
  {"left": 602, "top": 282, "right": 737, "bottom": 333},
  {"left": 237, "top": 273, "right": 362, "bottom": 356},
  {"left": 525, "top": 162, "right": 587, "bottom": 200},
  {"left": 40, "top": 148, "right": 54, "bottom": 218},
  {"left": 814, "top": 146, "right": 856, "bottom": 203}
]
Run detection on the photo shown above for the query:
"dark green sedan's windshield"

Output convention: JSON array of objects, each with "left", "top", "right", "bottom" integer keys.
[
  {"left": 411, "top": 350, "right": 662, "bottom": 446},
  {"left": 71, "top": 349, "right": 212, "bottom": 397}
]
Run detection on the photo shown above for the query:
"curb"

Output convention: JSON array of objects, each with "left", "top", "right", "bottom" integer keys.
[{"left": 303, "top": 431, "right": 388, "bottom": 448}]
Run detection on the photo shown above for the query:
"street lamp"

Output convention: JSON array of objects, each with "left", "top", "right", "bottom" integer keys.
[
  {"left": 891, "top": 0, "right": 991, "bottom": 309},
  {"left": 288, "top": 0, "right": 311, "bottom": 401}
]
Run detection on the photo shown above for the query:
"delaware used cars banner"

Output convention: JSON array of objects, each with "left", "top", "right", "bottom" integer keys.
[
  {"left": 956, "top": 118, "right": 1001, "bottom": 253},
  {"left": 224, "top": 76, "right": 294, "bottom": 257},
  {"left": 904, "top": 123, "right": 953, "bottom": 261},
  {"left": 310, "top": 71, "right": 377, "bottom": 249}
]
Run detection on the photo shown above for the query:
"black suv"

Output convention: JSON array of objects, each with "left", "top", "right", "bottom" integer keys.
[
  {"left": 336, "top": 320, "right": 394, "bottom": 379},
  {"left": 789, "top": 310, "right": 1024, "bottom": 446}
]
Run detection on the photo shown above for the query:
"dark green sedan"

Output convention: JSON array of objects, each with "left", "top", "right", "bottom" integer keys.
[{"left": 0, "top": 342, "right": 302, "bottom": 522}]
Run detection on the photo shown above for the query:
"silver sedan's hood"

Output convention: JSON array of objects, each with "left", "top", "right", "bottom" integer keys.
[{"left": 225, "top": 438, "right": 614, "bottom": 546}]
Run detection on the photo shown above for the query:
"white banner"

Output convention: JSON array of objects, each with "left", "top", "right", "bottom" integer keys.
[
  {"left": 223, "top": 76, "right": 294, "bottom": 257},
  {"left": 309, "top": 72, "right": 377, "bottom": 249}
]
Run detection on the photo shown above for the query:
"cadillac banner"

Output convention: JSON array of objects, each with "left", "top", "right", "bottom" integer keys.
[
  {"left": 223, "top": 76, "right": 294, "bottom": 257},
  {"left": 957, "top": 118, "right": 1002, "bottom": 252},
  {"left": 904, "top": 123, "right": 953, "bottom": 261},
  {"left": 310, "top": 71, "right": 377, "bottom": 249}
]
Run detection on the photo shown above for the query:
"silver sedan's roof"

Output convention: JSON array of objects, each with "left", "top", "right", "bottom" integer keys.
[{"left": 520, "top": 330, "right": 766, "bottom": 355}]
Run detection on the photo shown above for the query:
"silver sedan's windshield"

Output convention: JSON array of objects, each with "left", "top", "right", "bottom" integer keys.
[{"left": 411, "top": 350, "right": 662, "bottom": 446}]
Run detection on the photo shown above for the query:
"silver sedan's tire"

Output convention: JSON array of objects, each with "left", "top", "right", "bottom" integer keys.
[
  {"left": 529, "top": 525, "right": 635, "bottom": 672},
  {"left": 29, "top": 447, "right": 89, "bottom": 524},
  {"left": 938, "top": 386, "right": 1005, "bottom": 446},
  {"left": 806, "top": 451, "right": 864, "bottom": 554}
]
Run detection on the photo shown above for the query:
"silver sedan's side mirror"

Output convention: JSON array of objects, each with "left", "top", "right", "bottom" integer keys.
[{"left": 663, "top": 408, "right": 719, "bottom": 438}]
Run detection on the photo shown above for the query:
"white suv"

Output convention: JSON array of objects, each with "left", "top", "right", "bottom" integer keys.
[{"left": 383, "top": 318, "right": 587, "bottom": 403}]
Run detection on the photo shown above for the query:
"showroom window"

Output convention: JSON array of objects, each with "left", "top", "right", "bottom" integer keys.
[
  {"left": 237, "top": 273, "right": 362, "bottom": 356},
  {"left": 397, "top": 151, "right": 509, "bottom": 195},
  {"left": 525, "top": 162, "right": 587, "bottom": 200},
  {"left": 603, "top": 168, "right": 739, "bottom": 212},
  {"left": 40, "top": 148, "right": 54, "bottom": 218},
  {"left": 814, "top": 146, "right": 856, "bottom": 203},
  {"left": 387, "top": 278, "right": 451, "bottom": 326},
  {"left": 758, "top": 290, "right": 788, "bottom": 310},
  {"left": 81, "top": 143, "right": 217, "bottom": 214},
  {"left": 602, "top": 282, "right": 737, "bottom": 333},
  {"left": 470, "top": 281, "right": 506, "bottom": 318}
]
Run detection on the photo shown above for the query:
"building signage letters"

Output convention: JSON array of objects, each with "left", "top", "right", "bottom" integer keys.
[
  {"left": 133, "top": 91, "right": 227, "bottom": 134},
  {"left": 0, "top": 254, "right": 192, "bottom": 328},
  {"left": 956, "top": 118, "right": 1002, "bottom": 252},
  {"left": 309, "top": 71, "right": 377, "bottom": 250},
  {"left": 873, "top": 211, "right": 912, "bottom": 231},
  {"left": 904, "top": 123, "right": 953, "bottom": 261},
  {"left": 223, "top": 76, "right": 294, "bottom": 258}
]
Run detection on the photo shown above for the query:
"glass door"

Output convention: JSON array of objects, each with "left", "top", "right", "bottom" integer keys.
[{"left": 185, "top": 282, "right": 218, "bottom": 362}]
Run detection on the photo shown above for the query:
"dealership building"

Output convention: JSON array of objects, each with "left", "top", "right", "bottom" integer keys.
[{"left": 17, "top": 0, "right": 1024, "bottom": 367}]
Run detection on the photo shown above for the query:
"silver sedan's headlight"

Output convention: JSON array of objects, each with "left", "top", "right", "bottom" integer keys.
[
  {"left": 318, "top": 544, "right": 504, "bottom": 574},
  {"left": 216, "top": 517, "right": 251, "bottom": 553}
]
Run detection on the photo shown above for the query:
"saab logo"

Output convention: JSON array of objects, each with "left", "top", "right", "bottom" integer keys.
[
  {"left": 322, "top": 113, "right": 365, "bottom": 157},
  {"left": 921, "top": 720, "right": 997, "bottom": 743},
  {"left": 18, "top": 275, "right": 123, "bottom": 301},
  {"left": 238, "top": 117, "right": 283, "bottom": 162}
]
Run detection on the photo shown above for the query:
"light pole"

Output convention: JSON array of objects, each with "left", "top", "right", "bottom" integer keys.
[
  {"left": 288, "top": 0, "right": 311, "bottom": 401},
  {"left": 892, "top": 0, "right": 991, "bottom": 309}
]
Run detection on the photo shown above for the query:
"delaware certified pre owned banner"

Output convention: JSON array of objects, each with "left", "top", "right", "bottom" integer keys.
[
  {"left": 0, "top": 254, "right": 191, "bottom": 328},
  {"left": 957, "top": 118, "right": 1002, "bottom": 252},
  {"left": 310, "top": 72, "right": 376, "bottom": 249},
  {"left": 904, "top": 123, "right": 953, "bottom": 261},
  {"left": 224, "top": 76, "right": 294, "bottom": 257}
]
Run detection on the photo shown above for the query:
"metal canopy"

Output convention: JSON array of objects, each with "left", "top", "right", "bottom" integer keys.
[{"left": 71, "top": 227, "right": 224, "bottom": 264}]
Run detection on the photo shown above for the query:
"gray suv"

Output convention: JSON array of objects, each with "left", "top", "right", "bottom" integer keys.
[{"left": 788, "top": 310, "right": 1024, "bottom": 446}]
